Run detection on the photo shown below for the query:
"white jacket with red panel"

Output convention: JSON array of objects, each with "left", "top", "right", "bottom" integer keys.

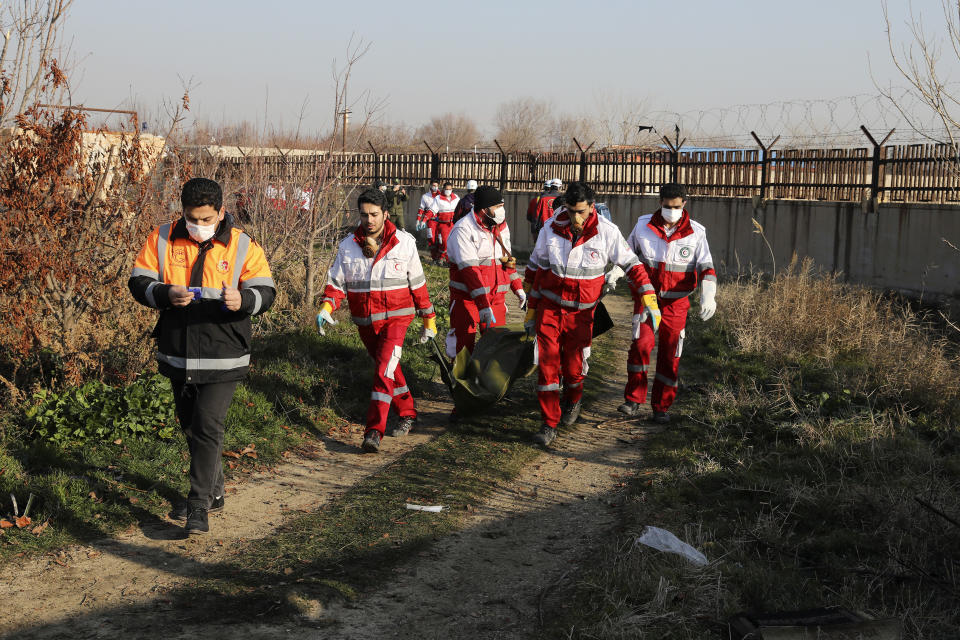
[
  {"left": 525, "top": 207, "right": 654, "bottom": 311},
  {"left": 447, "top": 209, "right": 523, "bottom": 311},
  {"left": 429, "top": 193, "right": 460, "bottom": 223},
  {"left": 627, "top": 210, "right": 716, "bottom": 300},
  {"left": 322, "top": 220, "right": 435, "bottom": 329},
  {"left": 418, "top": 191, "right": 437, "bottom": 222}
]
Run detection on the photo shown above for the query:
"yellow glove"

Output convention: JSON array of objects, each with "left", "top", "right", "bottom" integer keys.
[
  {"left": 316, "top": 301, "right": 337, "bottom": 335},
  {"left": 524, "top": 306, "right": 537, "bottom": 337},
  {"left": 641, "top": 293, "right": 661, "bottom": 333},
  {"left": 419, "top": 315, "right": 437, "bottom": 344}
]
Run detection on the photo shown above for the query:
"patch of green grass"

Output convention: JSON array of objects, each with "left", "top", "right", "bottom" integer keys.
[{"left": 543, "top": 313, "right": 960, "bottom": 640}]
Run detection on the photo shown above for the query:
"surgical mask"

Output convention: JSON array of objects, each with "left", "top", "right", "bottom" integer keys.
[
  {"left": 186, "top": 220, "right": 217, "bottom": 242},
  {"left": 661, "top": 207, "right": 683, "bottom": 224},
  {"left": 443, "top": 189, "right": 452, "bottom": 196},
  {"left": 431, "top": 186, "right": 439, "bottom": 193},
  {"left": 487, "top": 207, "right": 505, "bottom": 224}
]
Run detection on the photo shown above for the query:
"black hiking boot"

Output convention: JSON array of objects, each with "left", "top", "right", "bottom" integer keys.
[
  {"left": 532, "top": 425, "right": 557, "bottom": 447},
  {"left": 390, "top": 416, "right": 415, "bottom": 437},
  {"left": 362, "top": 430, "right": 382, "bottom": 453},
  {"left": 652, "top": 411, "right": 670, "bottom": 425},
  {"left": 170, "top": 495, "right": 223, "bottom": 521},
  {"left": 184, "top": 501, "right": 209, "bottom": 536},
  {"left": 617, "top": 401, "right": 642, "bottom": 417},
  {"left": 560, "top": 400, "right": 582, "bottom": 427}
]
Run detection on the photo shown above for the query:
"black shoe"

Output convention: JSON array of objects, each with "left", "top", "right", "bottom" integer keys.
[
  {"left": 617, "top": 401, "right": 642, "bottom": 416},
  {"left": 184, "top": 502, "right": 209, "bottom": 535},
  {"left": 652, "top": 411, "right": 670, "bottom": 424},
  {"left": 390, "top": 416, "right": 415, "bottom": 437},
  {"left": 532, "top": 425, "right": 557, "bottom": 447},
  {"left": 560, "top": 400, "right": 582, "bottom": 427},
  {"left": 170, "top": 495, "right": 224, "bottom": 521},
  {"left": 362, "top": 430, "right": 382, "bottom": 453}
]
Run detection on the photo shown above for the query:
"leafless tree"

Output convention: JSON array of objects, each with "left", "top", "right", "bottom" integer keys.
[
  {"left": 415, "top": 112, "right": 481, "bottom": 151},
  {"left": 879, "top": 0, "right": 960, "bottom": 156},
  {"left": 0, "top": 0, "right": 74, "bottom": 126},
  {"left": 493, "top": 98, "right": 554, "bottom": 152}
]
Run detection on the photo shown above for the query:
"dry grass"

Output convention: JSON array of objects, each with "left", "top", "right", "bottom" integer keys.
[{"left": 720, "top": 256, "right": 960, "bottom": 427}]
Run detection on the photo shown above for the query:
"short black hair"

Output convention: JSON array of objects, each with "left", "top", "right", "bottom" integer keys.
[
  {"left": 181, "top": 177, "right": 222, "bottom": 211},
  {"left": 357, "top": 187, "right": 387, "bottom": 211},
  {"left": 443, "top": 182, "right": 452, "bottom": 188},
  {"left": 563, "top": 181, "right": 595, "bottom": 206},
  {"left": 660, "top": 183, "right": 687, "bottom": 201}
]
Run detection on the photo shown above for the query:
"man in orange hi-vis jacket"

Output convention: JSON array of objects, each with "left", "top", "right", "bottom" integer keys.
[{"left": 129, "top": 177, "right": 276, "bottom": 536}]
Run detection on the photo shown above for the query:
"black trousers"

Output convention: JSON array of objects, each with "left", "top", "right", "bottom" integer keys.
[{"left": 170, "top": 379, "right": 238, "bottom": 507}]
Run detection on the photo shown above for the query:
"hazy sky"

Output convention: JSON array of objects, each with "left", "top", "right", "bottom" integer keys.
[{"left": 65, "top": 0, "right": 957, "bottom": 138}]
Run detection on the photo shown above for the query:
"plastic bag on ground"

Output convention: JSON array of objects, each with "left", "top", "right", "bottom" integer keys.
[{"left": 635, "top": 526, "right": 708, "bottom": 566}]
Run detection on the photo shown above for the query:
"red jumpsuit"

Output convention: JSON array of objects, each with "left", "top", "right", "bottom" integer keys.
[
  {"left": 322, "top": 220, "right": 435, "bottom": 436},
  {"left": 445, "top": 209, "right": 523, "bottom": 358},
  {"left": 624, "top": 209, "right": 715, "bottom": 412},
  {"left": 525, "top": 207, "right": 654, "bottom": 428},
  {"left": 428, "top": 192, "right": 460, "bottom": 262}
]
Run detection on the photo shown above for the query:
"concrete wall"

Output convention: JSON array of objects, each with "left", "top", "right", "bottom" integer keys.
[{"left": 402, "top": 187, "right": 960, "bottom": 299}]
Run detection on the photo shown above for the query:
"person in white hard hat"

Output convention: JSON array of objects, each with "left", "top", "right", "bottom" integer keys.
[
  {"left": 527, "top": 179, "right": 551, "bottom": 235},
  {"left": 453, "top": 179, "right": 479, "bottom": 223}
]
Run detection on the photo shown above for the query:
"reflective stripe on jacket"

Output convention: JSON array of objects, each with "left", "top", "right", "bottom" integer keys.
[
  {"left": 128, "top": 215, "right": 276, "bottom": 383},
  {"left": 447, "top": 209, "right": 522, "bottom": 311},
  {"left": 524, "top": 207, "right": 653, "bottom": 311},
  {"left": 322, "top": 220, "right": 435, "bottom": 329}
]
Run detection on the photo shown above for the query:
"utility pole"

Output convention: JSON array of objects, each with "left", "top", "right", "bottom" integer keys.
[{"left": 340, "top": 109, "right": 351, "bottom": 153}]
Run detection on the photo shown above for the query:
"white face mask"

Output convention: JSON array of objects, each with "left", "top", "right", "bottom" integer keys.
[
  {"left": 661, "top": 207, "right": 683, "bottom": 224},
  {"left": 487, "top": 206, "right": 505, "bottom": 224},
  {"left": 443, "top": 189, "right": 452, "bottom": 196},
  {"left": 185, "top": 220, "right": 218, "bottom": 242}
]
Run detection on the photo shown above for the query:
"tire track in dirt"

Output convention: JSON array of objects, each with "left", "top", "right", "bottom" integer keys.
[{"left": 0, "top": 394, "right": 452, "bottom": 638}]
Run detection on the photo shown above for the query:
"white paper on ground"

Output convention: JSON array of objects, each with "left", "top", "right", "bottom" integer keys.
[
  {"left": 405, "top": 503, "right": 445, "bottom": 512},
  {"left": 635, "top": 526, "right": 708, "bottom": 566}
]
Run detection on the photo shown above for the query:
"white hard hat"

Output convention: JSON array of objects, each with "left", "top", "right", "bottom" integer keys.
[
  {"left": 549, "top": 178, "right": 563, "bottom": 188},
  {"left": 543, "top": 179, "right": 550, "bottom": 188},
  {"left": 466, "top": 180, "right": 478, "bottom": 190}
]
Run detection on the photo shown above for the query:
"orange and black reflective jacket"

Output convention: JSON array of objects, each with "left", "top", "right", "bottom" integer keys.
[{"left": 128, "top": 215, "right": 276, "bottom": 384}]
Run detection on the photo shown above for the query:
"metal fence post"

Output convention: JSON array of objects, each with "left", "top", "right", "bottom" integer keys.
[
  {"left": 494, "top": 139, "right": 508, "bottom": 191},
  {"left": 367, "top": 142, "right": 380, "bottom": 182},
  {"left": 423, "top": 141, "right": 440, "bottom": 182},
  {"left": 750, "top": 132, "right": 780, "bottom": 201},
  {"left": 661, "top": 136, "right": 685, "bottom": 184},
  {"left": 861, "top": 125, "right": 895, "bottom": 212}
]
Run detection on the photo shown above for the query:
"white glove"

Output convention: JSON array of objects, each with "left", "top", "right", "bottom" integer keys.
[
  {"left": 515, "top": 288, "right": 528, "bottom": 311},
  {"left": 603, "top": 265, "right": 624, "bottom": 296},
  {"left": 699, "top": 279, "right": 717, "bottom": 321},
  {"left": 315, "top": 308, "right": 337, "bottom": 336},
  {"left": 419, "top": 325, "right": 436, "bottom": 344},
  {"left": 478, "top": 307, "right": 496, "bottom": 327}
]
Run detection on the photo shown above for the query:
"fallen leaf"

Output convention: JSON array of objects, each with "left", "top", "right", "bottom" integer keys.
[
  {"left": 222, "top": 451, "right": 241, "bottom": 459},
  {"left": 0, "top": 520, "right": 13, "bottom": 529},
  {"left": 283, "top": 567, "right": 293, "bottom": 575},
  {"left": 227, "top": 462, "right": 237, "bottom": 469},
  {"left": 382, "top": 533, "right": 390, "bottom": 538},
  {"left": 129, "top": 497, "right": 139, "bottom": 504},
  {"left": 15, "top": 516, "right": 32, "bottom": 528},
  {"left": 32, "top": 521, "right": 49, "bottom": 536},
  {"left": 245, "top": 451, "right": 258, "bottom": 459},
  {"left": 88, "top": 491, "right": 97, "bottom": 500},
  {"left": 113, "top": 438, "right": 123, "bottom": 444}
]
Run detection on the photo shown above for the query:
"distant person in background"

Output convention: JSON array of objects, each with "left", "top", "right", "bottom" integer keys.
[
  {"left": 533, "top": 178, "right": 562, "bottom": 239},
  {"left": 428, "top": 181, "right": 459, "bottom": 264},
  {"left": 416, "top": 180, "right": 440, "bottom": 238},
  {"left": 453, "top": 179, "right": 478, "bottom": 223},
  {"left": 527, "top": 179, "right": 550, "bottom": 236},
  {"left": 385, "top": 179, "right": 408, "bottom": 231},
  {"left": 619, "top": 183, "right": 716, "bottom": 425}
]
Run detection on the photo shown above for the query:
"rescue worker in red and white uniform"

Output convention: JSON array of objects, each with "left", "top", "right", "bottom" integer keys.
[
  {"left": 533, "top": 178, "right": 562, "bottom": 239},
  {"left": 619, "top": 182, "right": 716, "bottom": 424},
  {"left": 428, "top": 181, "right": 460, "bottom": 263},
  {"left": 526, "top": 179, "right": 550, "bottom": 236},
  {"left": 446, "top": 185, "right": 526, "bottom": 359},
  {"left": 317, "top": 188, "right": 438, "bottom": 453},
  {"left": 415, "top": 180, "right": 440, "bottom": 238},
  {"left": 524, "top": 182, "right": 660, "bottom": 447}
]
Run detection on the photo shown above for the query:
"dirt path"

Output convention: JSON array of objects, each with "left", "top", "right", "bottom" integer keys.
[
  {"left": 0, "top": 394, "right": 452, "bottom": 638},
  {"left": 5, "top": 294, "right": 651, "bottom": 640},
  {"left": 314, "top": 293, "right": 653, "bottom": 639}
]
